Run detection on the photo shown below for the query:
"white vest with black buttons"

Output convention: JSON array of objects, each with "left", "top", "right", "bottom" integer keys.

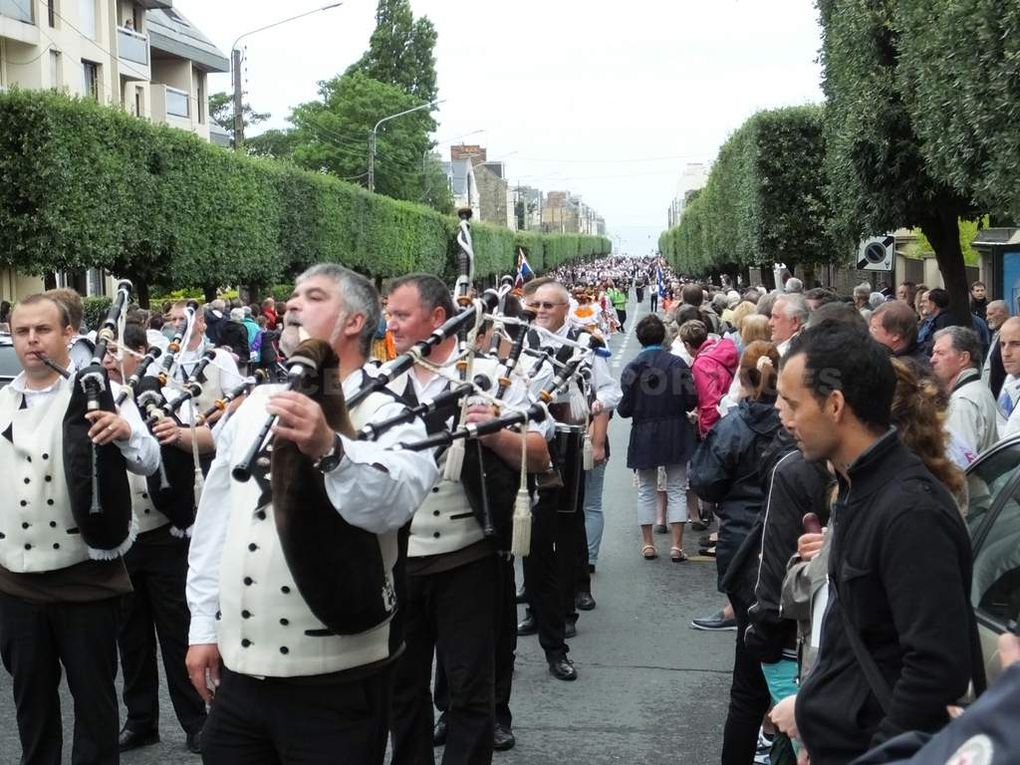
[
  {"left": 397, "top": 358, "right": 500, "bottom": 559},
  {"left": 0, "top": 381, "right": 92, "bottom": 572},
  {"left": 217, "top": 385, "right": 398, "bottom": 678},
  {"left": 128, "top": 471, "right": 169, "bottom": 535}
]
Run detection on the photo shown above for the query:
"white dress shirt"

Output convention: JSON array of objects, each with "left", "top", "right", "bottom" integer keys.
[
  {"left": 187, "top": 366, "right": 438, "bottom": 644},
  {"left": 8, "top": 371, "right": 159, "bottom": 476}
]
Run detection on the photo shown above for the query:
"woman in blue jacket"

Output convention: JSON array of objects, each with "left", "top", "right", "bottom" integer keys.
[{"left": 618, "top": 314, "right": 698, "bottom": 561}]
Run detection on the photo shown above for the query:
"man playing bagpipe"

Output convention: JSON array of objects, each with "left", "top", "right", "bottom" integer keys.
[
  {"left": 386, "top": 273, "right": 552, "bottom": 765},
  {"left": 0, "top": 292, "right": 160, "bottom": 764},
  {"left": 186, "top": 264, "right": 438, "bottom": 764}
]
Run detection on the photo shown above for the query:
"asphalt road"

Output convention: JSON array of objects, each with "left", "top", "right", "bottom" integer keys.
[{"left": 0, "top": 294, "right": 733, "bottom": 764}]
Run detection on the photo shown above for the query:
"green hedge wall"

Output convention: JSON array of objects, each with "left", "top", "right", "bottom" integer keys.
[
  {"left": 0, "top": 90, "right": 609, "bottom": 298},
  {"left": 658, "top": 105, "right": 836, "bottom": 277}
]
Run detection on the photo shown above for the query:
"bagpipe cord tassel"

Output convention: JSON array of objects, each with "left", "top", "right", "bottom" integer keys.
[
  {"left": 443, "top": 407, "right": 467, "bottom": 482},
  {"left": 185, "top": 398, "right": 203, "bottom": 537},
  {"left": 510, "top": 427, "right": 532, "bottom": 557}
]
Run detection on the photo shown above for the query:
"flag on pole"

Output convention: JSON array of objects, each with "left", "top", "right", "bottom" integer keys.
[
  {"left": 656, "top": 266, "right": 666, "bottom": 298},
  {"left": 515, "top": 248, "right": 534, "bottom": 290}
]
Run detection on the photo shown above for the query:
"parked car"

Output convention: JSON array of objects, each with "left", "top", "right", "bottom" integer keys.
[
  {"left": 0, "top": 334, "right": 19, "bottom": 388},
  {"left": 966, "top": 434, "right": 1020, "bottom": 684}
]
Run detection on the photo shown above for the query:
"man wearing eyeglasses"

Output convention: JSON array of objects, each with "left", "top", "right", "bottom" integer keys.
[{"left": 517, "top": 279, "right": 621, "bottom": 682}]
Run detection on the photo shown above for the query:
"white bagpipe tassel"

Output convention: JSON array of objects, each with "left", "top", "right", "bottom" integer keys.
[
  {"left": 583, "top": 431, "right": 594, "bottom": 471},
  {"left": 187, "top": 399, "right": 205, "bottom": 504},
  {"left": 443, "top": 437, "right": 465, "bottom": 482},
  {"left": 570, "top": 384, "right": 590, "bottom": 423},
  {"left": 510, "top": 427, "right": 531, "bottom": 557}
]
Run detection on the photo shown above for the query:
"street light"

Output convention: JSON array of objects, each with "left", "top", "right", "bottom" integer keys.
[
  {"left": 368, "top": 100, "right": 443, "bottom": 193},
  {"left": 231, "top": 3, "right": 343, "bottom": 151}
]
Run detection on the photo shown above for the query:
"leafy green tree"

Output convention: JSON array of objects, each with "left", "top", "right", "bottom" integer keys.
[
  {"left": 246, "top": 128, "right": 298, "bottom": 160},
  {"left": 658, "top": 106, "right": 834, "bottom": 285},
  {"left": 896, "top": 1, "right": 1020, "bottom": 220},
  {"left": 288, "top": 72, "right": 436, "bottom": 207},
  {"left": 346, "top": 0, "right": 439, "bottom": 108},
  {"left": 208, "top": 91, "right": 270, "bottom": 147},
  {"left": 817, "top": 0, "right": 979, "bottom": 326}
]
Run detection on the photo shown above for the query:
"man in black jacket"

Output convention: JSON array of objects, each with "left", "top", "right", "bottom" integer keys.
[{"left": 776, "top": 322, "right": 976, "bottom": 765}]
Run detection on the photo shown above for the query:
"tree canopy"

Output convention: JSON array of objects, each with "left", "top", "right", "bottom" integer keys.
[{"left": 658, "top": 106, "right": 835, "bottom": 281}]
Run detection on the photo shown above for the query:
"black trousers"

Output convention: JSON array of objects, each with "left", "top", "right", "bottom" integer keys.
[
  {"left": 521, "top": 497, "right": 567, "bottom": 661},
  {"left": 636, "top": 287, "right": 645, "bottom": 303},
  {"left": 201, "top": 665, "right": 390, "bottom": 764},
  {"left": 557, "top": 481, "right": 590, "bottom": 622},
  {"left": 649, "top": 293, "right": 658, "bottom": 312},
  {"left": 118, "top": 538, "right": 206, "bottom": 736},
  {"left": 0, "top": 592, "right": 120, "bottom": 765},
  {"left": 720, "top": 592, "right": 772, "bottom": 765},
  {"left": 390, "top": 555, "right": 497, "bottom": 765},
  {"left": 616, "top": 309, "right": 627, "bottom": 331},
  {"left": 435, "top": 554, "right": 516, "bottom": 728}
]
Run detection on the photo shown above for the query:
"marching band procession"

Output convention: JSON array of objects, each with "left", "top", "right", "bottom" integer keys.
[{"left": 3, "top": 213, "right": 1020, "bottom": 765}]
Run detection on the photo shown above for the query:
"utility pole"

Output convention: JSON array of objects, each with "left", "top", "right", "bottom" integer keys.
[
  {"left": 367, "top": 131, "right": 376, "bottom": 193},
  {"left": 232, "top": 48, "right": 244, "bottom": 152},
  {"left": 230, "top": 4, "right": 343, "bottom": 153}
]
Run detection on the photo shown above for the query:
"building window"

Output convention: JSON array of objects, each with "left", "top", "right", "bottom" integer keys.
[
  {"left": 49, "top": 50, "right": 60, "bottom": 89},
  {"left": 48, "top": 0, "right": 57, "bottom": 28},
  {"left": 78, "top": 0, "right": 96, "bottom": 40},
  {"left": 135, "top": 87, "right": 143, "bottom": 117},
  {"left": 81, "top": 60, "right": 99, "bottom": 100}
]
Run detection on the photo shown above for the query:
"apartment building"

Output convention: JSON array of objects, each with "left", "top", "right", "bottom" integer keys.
[{"left": 0, "top": 0, "right": 228, "bottom": 300}]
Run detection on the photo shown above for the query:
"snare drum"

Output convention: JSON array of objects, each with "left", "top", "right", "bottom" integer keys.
[{"left": 554, "top": 423, "right": 585, "bottom": 514}]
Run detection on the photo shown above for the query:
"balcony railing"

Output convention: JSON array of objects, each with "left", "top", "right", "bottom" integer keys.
[
  {"left": 117, "top": 26, "right": 150, "bottom": 66},
  {"left": 165, "top": 87, "right": 189, "bottom": 119},
  {"left": 0, "top": 0, "right": 33, "bottom": 23}
]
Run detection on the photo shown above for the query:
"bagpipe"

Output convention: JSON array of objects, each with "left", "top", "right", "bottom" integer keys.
[{"left": 60, "top": 279, "right": 137, "bottom": 559}]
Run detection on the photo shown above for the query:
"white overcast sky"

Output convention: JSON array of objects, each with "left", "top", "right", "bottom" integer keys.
[{"left": 176, "top": 0, "right": 824, "bottom": 256}]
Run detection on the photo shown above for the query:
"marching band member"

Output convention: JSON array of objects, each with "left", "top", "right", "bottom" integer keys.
[
  {"left": 0, "top": 294, "right": 159, "bottom": 764},
  {"left": 186, "top": 264, "right": 437, "bottom": 764},
  {"left": 517, "top": 279, "right": 621, "bottom": 681},
  {"left": 166, "top": 300, "right": 243, "bottom": 416},
  {"left": 103, "top": 322, "right": 208, "bottom": 755},
  {"left": 386, "top": 273, "right": 551, "bottom": 765}
]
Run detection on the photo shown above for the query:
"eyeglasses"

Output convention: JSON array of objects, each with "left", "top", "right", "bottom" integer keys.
[{"left": 533, "top": 301, "right": 566, "bottom": 310}]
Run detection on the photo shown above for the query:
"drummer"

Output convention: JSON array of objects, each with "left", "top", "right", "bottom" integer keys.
[{"left": 517, "top": 279, "right": 621, "bottom": 682}]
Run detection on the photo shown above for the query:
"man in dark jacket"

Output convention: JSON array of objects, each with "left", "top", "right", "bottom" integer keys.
[
  {"left": 777, "top": 321, "right": 976, "bottom": 765},
  {"left": 916, "top": 288, "right": 958, "bottom": 354},
  {"left": 869, "top": 300, "right": 930, "bottom": 371}
]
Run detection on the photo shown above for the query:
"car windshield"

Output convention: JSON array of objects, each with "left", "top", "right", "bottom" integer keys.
[
  {"left": 966, "top": 443, "right": 1020, "bottom": 536},
  {"left": 0, "top": 342, "right": 22, "bottom": 387}
]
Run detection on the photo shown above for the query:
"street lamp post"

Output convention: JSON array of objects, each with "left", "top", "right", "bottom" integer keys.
[
  {"left": 231, "top": 3, "right": 343, "bottom": 152},
  {"left": 368, "top": 101, "right": 442, "bottom": 193}
]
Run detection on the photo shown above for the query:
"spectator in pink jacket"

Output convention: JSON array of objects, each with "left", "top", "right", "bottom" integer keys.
[{"left": 679, "top": 319, "right": 739, "bottom": 438}]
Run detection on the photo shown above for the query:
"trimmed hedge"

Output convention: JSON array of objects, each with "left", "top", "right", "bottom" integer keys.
[
  {"left": 658, "top": 105, "right": 836, "bottom": 277},
  {"left": 0, "top": 90, "right": 609, "bottom": 297}
]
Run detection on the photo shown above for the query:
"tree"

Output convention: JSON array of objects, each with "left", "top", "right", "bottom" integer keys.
[
  {"left": 346, "top": 0, "right": 439, "bottom": 107},
  {"left": 896, "top": 1, "right": 1020, "bottom": 221},
  {"left": 287, "top": 71, "right": 437, "bottom": 207},
  {"left": 208, "top": 91, "right": 270, "bottom": 147},
  {"left": 817, "top": 0, "right": 980, "bottom": 327},
  {"left": 658, "top": 106, "right": 835, "bottom": 284},
  {"left": 246, "top": 128, "right": 298, "bottom": 160}
]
